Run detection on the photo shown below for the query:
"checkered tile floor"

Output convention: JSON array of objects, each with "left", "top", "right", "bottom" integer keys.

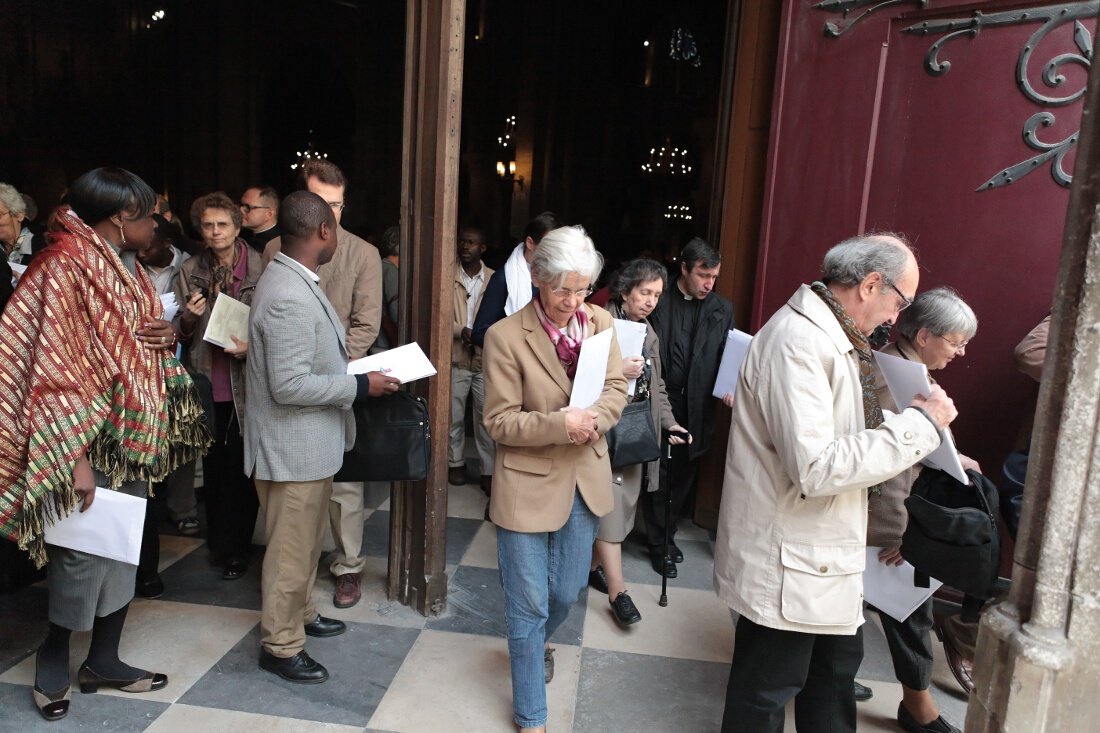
[{"left": 0, "top": 478, "right": 970, "bottom": 731}]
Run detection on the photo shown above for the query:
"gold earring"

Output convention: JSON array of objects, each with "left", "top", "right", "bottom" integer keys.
[{"left": 119, "top": 222, "right": 126, "bottom": 245}]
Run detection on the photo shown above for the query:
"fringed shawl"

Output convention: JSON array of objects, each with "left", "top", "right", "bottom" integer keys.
[{"left": 0, "top": 207, "right": 210, "bottom": 566}]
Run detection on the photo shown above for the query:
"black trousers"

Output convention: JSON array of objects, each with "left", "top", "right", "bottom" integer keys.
[
  {"left": 722, "top": 616, "right": 863, "bottom": 733},
  {"left": 874, "top": 597, "right": 933, "bottom": 690},
  {"left": 137, "top": 487, "right": 168, "bottom": 583},
  {"left": 204, "top": 401, "right": 259, "bottom": 559}
]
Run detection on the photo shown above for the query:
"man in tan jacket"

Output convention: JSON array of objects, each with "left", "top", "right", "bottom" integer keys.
[
  {"left": 262, "top": 159, "right": 382, "bottom": 609},
  {"left": 449, "top": 227, "right": 495, "bottom": 494}
]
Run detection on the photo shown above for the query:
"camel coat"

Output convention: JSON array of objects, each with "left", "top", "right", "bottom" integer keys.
[{"left": 482, "top": 302, "right": 628, "bottom": 532}]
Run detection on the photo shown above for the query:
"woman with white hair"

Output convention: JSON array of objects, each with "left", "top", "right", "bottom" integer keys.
[
  {"left": 482, "top": 225, "right": 628, "bottom": 733},
  {"left": 869, "top": 286, "right": 979, "bottom": 733}
]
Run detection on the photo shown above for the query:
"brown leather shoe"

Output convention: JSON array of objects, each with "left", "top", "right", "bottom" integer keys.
[
  {"left": 333, "top": 573, "right": 362, "bottom": 608},
  {"left": 935, "top": 620, "right": 975, "bottom": 694},
  {"left": 448, "top": 466, "right": 467, "bottom": 486},
  {"left": 479, "top": 474, "right": 492, "bottom": 497}
]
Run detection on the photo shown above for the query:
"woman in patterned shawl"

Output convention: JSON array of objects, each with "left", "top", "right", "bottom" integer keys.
[{"left": 0, "top": 167, "right": 209, "bottom": 721}]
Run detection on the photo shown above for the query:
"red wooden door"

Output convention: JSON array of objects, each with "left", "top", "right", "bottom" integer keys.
[{"left": 754, "top": 0, "right": 1094, "bottom": 472}]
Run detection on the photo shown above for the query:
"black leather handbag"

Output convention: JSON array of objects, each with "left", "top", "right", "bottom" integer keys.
[
  {"left": 607, "top": 400, "right": 661, "bottom": 469},
  {"left": 901, "top": 467, "right": 1001, "bottom": 599},
  {"left": 334, "top": 392, "right": 431, "bottom": 482}
]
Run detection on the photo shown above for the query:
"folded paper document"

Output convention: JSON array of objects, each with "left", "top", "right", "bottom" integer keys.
[
  {"left": 202, "top": 293, "right": 250, "bottom": 349},
  {"left": 347, "top": 342, "right": 437, "bottom": 383},
  {"left": 43, "top": 488, "right": 147, "bottom": 565}
]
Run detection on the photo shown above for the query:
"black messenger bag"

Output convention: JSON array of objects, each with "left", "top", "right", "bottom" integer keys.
[{"left": 335, "top": 391, "right": 431, "bottom": 482}]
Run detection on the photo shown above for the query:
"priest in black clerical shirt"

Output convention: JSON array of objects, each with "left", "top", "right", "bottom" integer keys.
[{"left": 643, "top": 238, "right": 734, "bottom": 578}]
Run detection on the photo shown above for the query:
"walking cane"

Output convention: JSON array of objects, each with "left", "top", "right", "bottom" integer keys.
[{"left": 658, "top": 431, "right": 676, "bottom": 607}]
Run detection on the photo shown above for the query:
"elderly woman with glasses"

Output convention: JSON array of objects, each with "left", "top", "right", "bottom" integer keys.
[
  {"left": 482, "top": 225, "right": 627, "bottom": 733},
  {"left": 587, "top": 259, "right": 689, "bottom": 627},
  {"left": 868, "top": 286, "right": 978, "bottom": 733}
]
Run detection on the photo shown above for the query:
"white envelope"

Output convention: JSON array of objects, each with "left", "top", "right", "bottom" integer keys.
[
  {"left": 43, "top": 487, "right": 147, "bottom": 565},
  {"left": 568, "top": 328, "right": 613, "bottom": 409},
  {"left": 863, "top": 547, "right": 942, "bottom": 623},
  {"left": 347, "top": 342, "right": 437, "bottom": 383}
]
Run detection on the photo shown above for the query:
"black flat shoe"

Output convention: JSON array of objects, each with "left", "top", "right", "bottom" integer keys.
[
  {"left": 135, "top": 576, "right": 164, "bottom": 599},
  {"left": 77, "top": 663, "right": 167, "bottom": 694},
  {"left": 588, "top": 566, "right": 609, "bottom": 594},
  {"left": 259, "top": 649, "right": 329, "bottom": 684},
  {"left": 854, "top": 680, "right": 873, "bottom": 701},
  {"left": 223, "top": 557, "right": 248, "bottom": 580},
  {"left": 649, "top": 550, "right": 677, "bottom": 578},
  {"left": 304, "top": 614, "right": 346, "bottom": 638},
  {"left": 668, "top": 541, "right": 684, "bottom": 564},
  {"left": 610, "top": 591, "right": 642, "bottom": 626},
  {"left": 897, "top": 702, "right": 961, "bottom": 733}
]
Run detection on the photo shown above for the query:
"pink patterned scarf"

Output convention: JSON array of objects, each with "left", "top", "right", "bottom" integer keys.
[{"left": 532, "top": 298, "right": 588, "bottom": 378}]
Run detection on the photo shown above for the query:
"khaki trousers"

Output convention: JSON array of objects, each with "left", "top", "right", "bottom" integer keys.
[
  {"left": 256, "top": 477, "right": 332, "bottom": 658},
  {"left": 327, "top": 481, "right": 366, "bottom": 576}
]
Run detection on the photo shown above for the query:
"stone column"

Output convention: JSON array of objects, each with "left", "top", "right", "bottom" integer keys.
[{"left": 966, "top": 11, "right": 1100, "bottom": 730}]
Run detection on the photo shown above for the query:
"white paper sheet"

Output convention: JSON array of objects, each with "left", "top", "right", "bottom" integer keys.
[
  {"left": 202, "top": 293, "right": 250, "bottom": 349},
  {"left": 873, "top": 351, "right": 967, "bottom": 483},
  {"left": 347, "top": 341, "right": 437, "bottom": 383},
  {"left": 160, "top": 292, "right": 180, "bottom": 323},
  {"left": 43, "top": 488, "right": 147, "bottom": 565},
  {"left": 863, "top": 547, "right": 942, "bottom": 623},
  {"left": 711, "top": 329, "right": 753, "bottom": 399},
  {"left": 612, "top": 318, "right": 648, "bottom": 397},
  {"left": 9, "top": 261, "right": 26, "bottom": 287},
  {"left": 568, "top": 328, "right": 613, "bottom": 409}
]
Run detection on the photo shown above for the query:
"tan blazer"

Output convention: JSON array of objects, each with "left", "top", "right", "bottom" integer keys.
[
  {"left": 263, "top": 227, "right": 382, "bottom": 359},
  {"left": 482, "top": 302, "right": 628, "bottom": 532}
]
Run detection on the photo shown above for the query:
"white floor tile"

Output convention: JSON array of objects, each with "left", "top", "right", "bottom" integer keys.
[
  {"left": 582, "top": 582, "right": 734, "bottom": 663},
  {"left": 460, "top": 521, "right": 498, "bottom": 569},
  {"left": 310, "top": 556, "right": 427, "bottom": 630},
  {"left": 145, "top": 703, "right": 364, "bottom": 733},
  {"left": 0, "top": 600, "right": 258, "bottom": 704},
  {"left": 369, "top": 629, "right": 580, "bottom": 732}
]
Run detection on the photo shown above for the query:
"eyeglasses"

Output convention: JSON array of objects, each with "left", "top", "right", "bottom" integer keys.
[
  {"left": 938, "top": 335, "right": 970, "bottom": 351},
  {"left": 883, "top": 278, "right": 913, "bottom": 312},
  {"left": 239, "top": 204, "right": 270, "bottom": 214},
  {"left": 549, "top": 286, "right": 594, "bottom": 301},
  {"left": 327, "top": 201, "right": 345, "bottom": 211}
]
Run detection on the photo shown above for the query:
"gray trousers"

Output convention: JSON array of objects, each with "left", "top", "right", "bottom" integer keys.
[
  {"left": 47, "top": 476, "right": 147, "bottom": 631},
  {"left": 449, "top": 366, "right": 495, "bottom": 474}
]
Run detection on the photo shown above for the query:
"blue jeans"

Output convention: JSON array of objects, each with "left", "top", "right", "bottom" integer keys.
[{"left": 496, "top": 490, "right": 598, "bottom": 729}]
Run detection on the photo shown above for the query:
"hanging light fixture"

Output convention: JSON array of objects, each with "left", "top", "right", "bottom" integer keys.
[{"left": 290, "top": 129, "right": 329, "bottom": 171}]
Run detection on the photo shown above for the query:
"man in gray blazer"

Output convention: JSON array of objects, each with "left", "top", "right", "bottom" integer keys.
[{"left": 244, "top": 191, "right": 398, "bottom": 683}]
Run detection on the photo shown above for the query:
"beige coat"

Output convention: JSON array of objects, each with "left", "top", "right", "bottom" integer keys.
[
  {"left": 263, "top": 227, "right": 382, "bottom": 359},
  {"left": 482, "top": 302, "right": 628, "bottom": 532},
  {"left": 713, "top": 285, "right": 941, "bottom": 635},
  {"left": 452, "top": 262, "right": 494, "bottom": 371}
]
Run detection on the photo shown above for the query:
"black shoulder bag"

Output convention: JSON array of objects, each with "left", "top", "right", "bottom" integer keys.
[
  {"left": 606, "top": 400, "right": 661, "bottom": 469},
  {"left": 901, "top": 468, "right": 1001, "bottom": 599},
  {"left": 334, "top": 391, "right": 431, "bottom": 482}
]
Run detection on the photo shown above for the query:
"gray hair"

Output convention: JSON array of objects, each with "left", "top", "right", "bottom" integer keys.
[
  {"left": 0, "top": 183, "right": 26, "bottom": 216},
  {"left": 530, "top": 225, "right": 603, "bottom": 287},
  {"left": 611, "top": 258, "right": 667, "bottom": 302},
  {"left": 897, "top": 287, "right": 978, "bottom": 341},
  {"left": 821, "top": 232, "right": 913, "bottom": 287}
]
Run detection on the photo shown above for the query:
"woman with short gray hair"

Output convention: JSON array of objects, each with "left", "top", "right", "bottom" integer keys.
[
  {"left": 482, "top": 225, "right": 627, "bottom": 732},
  {"left": 867, "top": 285, "right": 978, "bottom": 733}
]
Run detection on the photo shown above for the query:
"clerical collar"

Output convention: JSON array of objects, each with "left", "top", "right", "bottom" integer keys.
[{"left": 677, "top": 279, "right": 696, "bottom": 301}]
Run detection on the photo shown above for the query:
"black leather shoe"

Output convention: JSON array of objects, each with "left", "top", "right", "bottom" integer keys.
[
  {"left": 649, "top": 549, "right": 677, "bottom": 578},
  {"left": 897, "top": 702, "right": 960, "bottom": 733},
  {"left": 668, "top": 541, "right": 684, "bottom": 564},
  {"left": 610, "top": 591, "right": 642, "bottom": 626},
  {"left": 223, "top": 557, "right": 248, "bottom": 581},
  {"left": 33, "top": 684, "right": 70, "bottom": 720},
  {"left": 135, "top": 576, "right": 164, "bottom": 599},
  {"left": 304, "top": 614, "right": 346, "bottom": 638},
  {"left": 854, "top": 680, "right": 873, "bottom": 701},
  {"left": 588, "top": 566, "right": 609, "bottom": 594},
  {"left": 259, "top": 649, "right": 329, "bottom": 684}
]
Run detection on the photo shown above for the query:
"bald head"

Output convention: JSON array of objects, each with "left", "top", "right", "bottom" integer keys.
[{"left": 279, "top": 191, "right": 338, "bottom": 266}]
